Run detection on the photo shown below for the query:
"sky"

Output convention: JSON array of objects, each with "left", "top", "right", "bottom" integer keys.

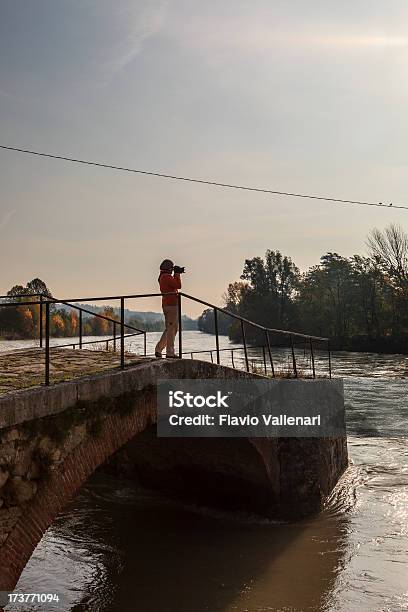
[{"left": 1, "top": 0, "right": 408, "bottom": 316}]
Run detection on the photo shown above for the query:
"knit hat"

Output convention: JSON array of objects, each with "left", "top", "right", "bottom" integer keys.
[{"left": 160, "top": 259, "right": 174, "bottom": 271}]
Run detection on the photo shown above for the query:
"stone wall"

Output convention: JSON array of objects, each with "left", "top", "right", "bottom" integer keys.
[{"left": 103, "top": 429, "right": 348, "bottom": 520}]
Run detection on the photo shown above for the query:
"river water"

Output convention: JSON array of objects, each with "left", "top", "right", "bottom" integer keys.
[{"left": 2, "top": 332, "right": 408, "bottom": 611}]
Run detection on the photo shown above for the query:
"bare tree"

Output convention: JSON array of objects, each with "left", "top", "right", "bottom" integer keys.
[{"left": 367, "top": 224, "right": 408, "bottom": 287}]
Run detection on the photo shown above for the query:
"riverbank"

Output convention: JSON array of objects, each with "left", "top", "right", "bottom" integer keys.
[
  {"left": 204, "top": 330, "right": 408, "bottom": 357},
  {"left": 329, "top": 335, "right": 408, "bottom": 354}
]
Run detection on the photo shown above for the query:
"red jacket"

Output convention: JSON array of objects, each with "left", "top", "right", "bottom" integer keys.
[{"left": 159, "top": 272, "right": 181, "bottom": 306}]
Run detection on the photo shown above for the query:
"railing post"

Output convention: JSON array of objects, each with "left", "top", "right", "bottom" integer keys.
[
  {"left": 143, "top": 331, "right": 147, "bottom": 356},
  {"left": 328, "top": 339, "right": 332, "bottom": 379},
  {"left": 39, "top": 294, "right": 43, "bottom": 348},
  {"left": 120, "top": 297, "right": 125, "bottom": 369},
  {"left": 265, "top": 330, "right": 275, "bottom": 378},
  {"left": 310, "top": 339, "right": 316, "bottom": 378},
  {"left": 290, "top": 334, "right": 298, "bottom": 378},
  {"left": 231, "top": 349, "right": 235, "bottom": 369},
  {"left": 241, "top": 321, "right": 249, "bottom": 372},
  {"left": 45, "top": 301, "right": 50, "bottom": 386},
  {"left": 262, "top": 345, "right": 267, "bottom": 374},
  {"left": 210, "top": 350, "right": 214, "bottom": 363},
  {"left": 214, "top": 308, "right": 220, "bottom": 364},
  {"left": 177, "top": 293, "right": 182, "bottom": 358},
  {"left": 113, "top": 321, "right": 116, "bottom": 352},
  {"left": 79, "top": 309, "right": 83, "bottom": 349}
]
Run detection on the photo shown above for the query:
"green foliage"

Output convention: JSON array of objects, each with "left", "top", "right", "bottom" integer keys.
[
  {"left": 216, "top": 250, "right": 300, "bottom": 343},
  {"left": 202, "top": 225, "right": 408, "bottom": 349},
  {"left": 197, "top": 308, "right": 231, "bottom": 335}
]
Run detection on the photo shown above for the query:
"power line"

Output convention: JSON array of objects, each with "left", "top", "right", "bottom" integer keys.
[{"left": 0, "top": 143, "right": 406, "bottom": 211}]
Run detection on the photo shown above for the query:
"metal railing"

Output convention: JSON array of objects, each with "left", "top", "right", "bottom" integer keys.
[
  {"left": 0, "top": 290, "right": 331, "bottom": 386},
  {"left": 177, "top": 292, "right": 330, "bottom": 378},
  {"left": 0, "top": 293, "right": 146, "bottom": 385}
]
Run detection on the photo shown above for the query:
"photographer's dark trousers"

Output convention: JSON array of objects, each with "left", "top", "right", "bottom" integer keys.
[{"left": 155, "top": 305, "right": 179, "bottom": 357}]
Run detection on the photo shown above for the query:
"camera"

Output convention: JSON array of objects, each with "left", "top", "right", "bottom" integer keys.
[{"left": 173, "top": 265, "right": 185, "bottom": 274}]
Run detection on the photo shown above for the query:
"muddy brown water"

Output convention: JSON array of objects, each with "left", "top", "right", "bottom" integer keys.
[{"left": 2, "top": 333, "right": 408, "bottom": 611}]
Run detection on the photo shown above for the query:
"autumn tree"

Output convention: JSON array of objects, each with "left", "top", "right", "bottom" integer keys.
[
  {"left": 3, "top": 278, "right": 53, "bottom": 339},
  {"left": 51, "top": 314, "right": 65, "bottom": 337},
  {"left": 70, "top": 311, "right": 78, "bottom": 335}
]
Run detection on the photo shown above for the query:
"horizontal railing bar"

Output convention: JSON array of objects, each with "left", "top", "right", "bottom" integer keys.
[
  {"left": 0, "top": 298, "right": 144, "bottom": 334},
  {"left": 37, "top": 292, "right": 167, "bottom": 303},
  {"left": 0, "top": 291, "right": 165, "bottom": 302},
  {"left": 148, "top": 342, "right": 327, "bottom": 358},
  {"left": 46, "top": 297, "right": 144, "bottom": 334},
  {"left": 0, "top": 300, "right": 44, "bottom": 307},
  {"left": 186, "top": 345, "right": 265, "bottom": 355},
  {"left": 145, "top": 346, "right": 258, "bottom": 358},
  {"left": 179, "top": 293, "right": 328, "bottom": 342},
  {"left": 1, "top": 291, "right": 167, "bottom": 302},
  {"left": 54, "top": 331, "right": 143, "bottom": 349}
]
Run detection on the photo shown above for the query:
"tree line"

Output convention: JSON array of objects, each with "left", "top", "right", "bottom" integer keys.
[
  {"left": 198, "top": 224, "right": 408, "bottom": 353},
  {"left": 0, "top": 279, "right": 161, "bottom": 340}
]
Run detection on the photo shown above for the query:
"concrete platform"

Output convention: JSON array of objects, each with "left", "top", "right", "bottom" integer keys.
[{"left": 0, "top": 347, "right": 153, "bottom": 395}]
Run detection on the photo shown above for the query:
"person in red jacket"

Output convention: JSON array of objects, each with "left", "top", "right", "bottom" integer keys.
[{"left": 155, "top": 259, "right": 183, "bottom": 358}]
